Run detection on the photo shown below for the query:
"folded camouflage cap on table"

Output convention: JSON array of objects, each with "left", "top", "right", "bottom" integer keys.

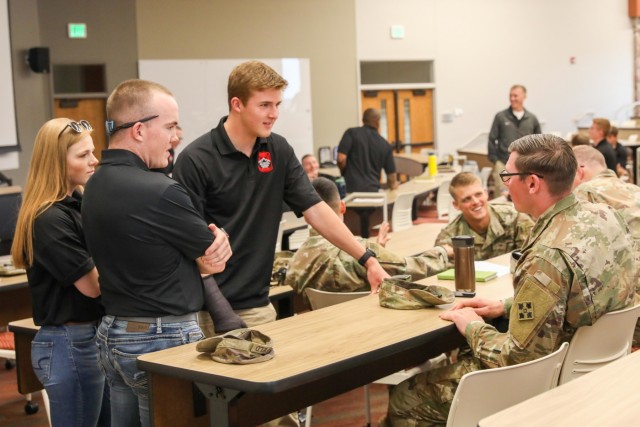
[
  {"left": 379, "top": 276, "right": 455, "bottom": 309},
  {"left": 196, "top": 328, "right": 275, "bottom": 364}
]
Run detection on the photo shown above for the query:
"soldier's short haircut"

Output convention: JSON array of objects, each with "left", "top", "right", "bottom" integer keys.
[
  {"left": 510, "top": 134, "right": 577, "bottom": 197},
  {"left": 312, "top": 177, "right": 341, "bottom": 211},
  {"left": 573, "top": 145, "right": 607, "bottom": 170},
  {"left": 449, "top": 172, "right": 481, "bottom": 200}
]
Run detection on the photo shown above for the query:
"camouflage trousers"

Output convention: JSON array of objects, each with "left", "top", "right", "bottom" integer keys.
[{"left": 380, "top": 355, "right": 483, "bottom": 427}]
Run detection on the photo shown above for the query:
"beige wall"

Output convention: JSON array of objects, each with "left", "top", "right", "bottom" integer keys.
[
  {"left": 135, "top": 0, "right": 359, "bottom": 154},
  {"left": 7, "top": 0, "right": 138, "bottom": 186}
]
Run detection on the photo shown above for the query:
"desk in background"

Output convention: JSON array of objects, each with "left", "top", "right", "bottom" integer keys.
[
  {"left": 479, "top": 348, "right": 640, "bottom": 427},
  {"left": 280, "top": 211, "right": 307, "bottom": 251},
  {"left": 138, "top": 254, "right": 513, "bottom": 427},
  {"left": 0, "top": 273, "right": 30, "bottom": 326},
  {"left": 345, "top": 173, "right": 454, "bottom": 237}
]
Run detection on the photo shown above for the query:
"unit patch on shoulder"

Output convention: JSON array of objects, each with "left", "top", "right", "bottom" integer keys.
[{"left": 517, "top": 301, "right": 534, "bottom": 320}]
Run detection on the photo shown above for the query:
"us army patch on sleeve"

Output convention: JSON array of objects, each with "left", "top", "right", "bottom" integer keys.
[
  {"left": 517, "top": 301, "right": 534, "bottom": 320},
  {"left": 510, "top": 276, "right": 558, "bottom": 348}
]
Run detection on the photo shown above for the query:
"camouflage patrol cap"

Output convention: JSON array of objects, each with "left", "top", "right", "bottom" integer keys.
[
  {"left": 196, "top": 328, "right": 275, "bottom": 364},
  {"left": 379, "top": 277, "right": 455, "bottom": 309}
]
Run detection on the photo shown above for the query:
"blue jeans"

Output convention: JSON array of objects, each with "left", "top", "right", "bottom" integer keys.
[
  {"left": 31, "top": 324, "right": 107, "bottom": 427},
  {"left": 96, "top": 315, "right": 204, "bottom": 427}
]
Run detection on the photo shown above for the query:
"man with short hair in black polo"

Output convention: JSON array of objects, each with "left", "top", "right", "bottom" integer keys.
[{"left": 82, "top": 79, "right": 232, "bottom": 427}]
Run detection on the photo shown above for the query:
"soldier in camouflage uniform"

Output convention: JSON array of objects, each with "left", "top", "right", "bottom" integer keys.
[
  {"left": 285, "top": 178, "right": 450, "bottom": 294},
  {"left": 573, "top": 145, "right": 640, "bottom": 243},
  {"left": 434, "top": 172, "right": 533, "bottom": 262},
  {"left": 572, "top": 144, "right": 640, "bottom": 346},
  {"left": 382, "top": 135, "right": 636, "bottom": 426}
]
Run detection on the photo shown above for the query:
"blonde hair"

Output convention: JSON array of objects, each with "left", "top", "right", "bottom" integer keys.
[
  {"left": 11, "top": 118, "right": 92, "bottom": 268},
  {"left": 227, "top": 61, "right": 288, "bottom": 107}
]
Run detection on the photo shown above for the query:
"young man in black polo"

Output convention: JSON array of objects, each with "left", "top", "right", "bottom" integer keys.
[
  {"left": 82, "top": 79, "right": 232, "bottom": 427},
  {"left": 174, "top": 61, "right": 389, "bottom": 326}
]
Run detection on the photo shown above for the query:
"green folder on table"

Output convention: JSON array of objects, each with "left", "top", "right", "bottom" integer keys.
[{"left": 436, "top": 269, "right": 497, "bottom": 282}]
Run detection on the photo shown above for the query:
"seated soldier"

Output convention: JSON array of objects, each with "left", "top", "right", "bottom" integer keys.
[
  {"left": 382, "top": 134, "right": 636, "bottom": 426},
  {"left": 435, "top": 172, "right": 533, "bottom": 262},
  {"left": 285, "top": 177, "right": 451, "bottom": 294}
]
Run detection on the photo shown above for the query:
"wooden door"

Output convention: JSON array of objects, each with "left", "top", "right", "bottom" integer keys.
[
  {"left": 360, "top": 89, "right": 434, "bottom": 153},
  {"left": 53, "top": 98, "right": 107, "bottom": 160},
  {"left": 361, "top": 90, "right": 397, "bottom": 146}
]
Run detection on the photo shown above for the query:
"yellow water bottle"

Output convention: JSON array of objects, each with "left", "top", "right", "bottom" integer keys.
[{"left": 428, "top": 153, "right": 438, "bottom": 178}]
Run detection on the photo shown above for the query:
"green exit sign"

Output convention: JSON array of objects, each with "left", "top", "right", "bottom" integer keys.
[{"left": 67, "top": 23, "right": 87, "bottom": 39}]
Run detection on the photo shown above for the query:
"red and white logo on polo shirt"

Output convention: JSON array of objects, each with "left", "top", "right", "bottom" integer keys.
[{"left": 257, "top": 151, "right": 273, "bottom": 173}]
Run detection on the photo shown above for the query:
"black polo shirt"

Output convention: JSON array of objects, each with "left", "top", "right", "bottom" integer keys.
[
  {"left": 595, "top": 140, "right": 618, "bottom": 172},
  {"left": 337, "top": 124, "right": 396, "bottom": 192},
  {"left": 173, "top": 116, "right": 321, "bottom": 309},
  {"left": 28, "top": 192, "right": 104, "bottom": 326},
  {"left": 82, "top": 150, "right": 214, "bottom": 317}
]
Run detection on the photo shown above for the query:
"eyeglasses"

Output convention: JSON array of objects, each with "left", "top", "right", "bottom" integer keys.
[
  {"left": 105, "top": 115, "right": 159, "bottom": 137},
  {"left": 499, "top": 170, "right": 545, "bottom": 183},
  {"left": 58, "top": 120, "right": 92, "bottom": 137}
]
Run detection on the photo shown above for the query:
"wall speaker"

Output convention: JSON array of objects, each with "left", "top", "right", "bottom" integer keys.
[{"left": 27, "top": 47, "right": 50, "bottom": 73}]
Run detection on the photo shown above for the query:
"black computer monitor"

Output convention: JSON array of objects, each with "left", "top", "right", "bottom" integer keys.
[{"left": 0, "top": 187, "right": 22, "bottom": 256}]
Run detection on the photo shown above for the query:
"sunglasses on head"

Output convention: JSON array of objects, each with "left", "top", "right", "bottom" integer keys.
[
  {"left": 105, "top": 115, "right": 159, "bottom": 137},
  {"left": 59, "top": 120, "right": 92, "bottom": 137}
]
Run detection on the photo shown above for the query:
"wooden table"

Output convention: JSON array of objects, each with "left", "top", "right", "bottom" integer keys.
[
  {"left": 479, "top": 349, "right": 640, "bottom": 427},
  {"left": 370, "top": 222, "right": 446, "bottom": 257},
  {"left": 138, "top": 254, "right": 514, "bottom": 427},
  {"left": 7, "top": 318, "right": 41, "bottom": 395}
]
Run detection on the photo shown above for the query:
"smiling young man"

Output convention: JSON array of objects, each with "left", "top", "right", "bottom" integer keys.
[
  {"left": 174, "top": 61, "right": 389, "bottom": 320},
  {"left": 434, "top": 172, "right": 533, "bottom": 262}
]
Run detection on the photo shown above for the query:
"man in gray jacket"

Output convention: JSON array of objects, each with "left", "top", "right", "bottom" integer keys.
[{"left": 488, "top": 84, "right": 541, "bottom": 196}]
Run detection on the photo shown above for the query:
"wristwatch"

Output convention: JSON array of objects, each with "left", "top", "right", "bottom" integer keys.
[{"left": 358, "top": 248, "right": 377, "bottom": 266}]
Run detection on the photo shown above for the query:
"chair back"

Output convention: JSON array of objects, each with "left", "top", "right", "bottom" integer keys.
[
  {"left": 391, "top": 192, "right": 415, "bottom": 232},
  {"left": 446, "top": 342, "right": 569, "bottom": 427},
  {"left": 479, "top": 167, "right": 493, "bottom": 191},
  {"left": 558, "top": 303, "right": 640, "bottom": 384},
  {"left": 304, "top": 288, "right": 369, "bottom": 310},
  {"left": 318, "top": 146, "right": 335, "bottom": 167},
  {"left": 394, "top": 156, "right": 425, "bottom": 180},
  {"left": 288, "top": 226, "right": 310, "bottom": 251},
  {"left": 436, "top": 180, "right": 454, "bottom": 221},
  {"left": 275, "top": 219, "right": 286, "bottom": 252}
]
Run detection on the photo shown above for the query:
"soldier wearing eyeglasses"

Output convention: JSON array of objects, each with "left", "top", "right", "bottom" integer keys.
[{"left": 383, "top": 134, "right": 635, "bottom": 426}]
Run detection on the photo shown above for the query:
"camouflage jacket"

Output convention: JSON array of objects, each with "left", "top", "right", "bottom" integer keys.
[
  {"left": 434, "top": 203, "right": 533, "bottom": 262},
  {"left": 285, "top": 229, "right": 448, "bottom": 294},
  {"left": 574, "top": 169, "right": 640, "bottom": 242},
  {"left": 465, "top": 194, "right": 636, "bottom": 368}
]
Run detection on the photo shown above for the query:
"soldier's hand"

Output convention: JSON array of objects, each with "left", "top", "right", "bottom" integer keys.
[
  {"left": 377, "top": 222, "right": 391, "bottom": 247},
  {"left": 450, "top": 297, "right": 505, "bottom": 319},
  {"left": 439, "top": 307, "right": 483, "bottom": 335}
]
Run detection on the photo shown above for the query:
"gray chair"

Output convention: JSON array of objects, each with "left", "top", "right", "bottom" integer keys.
[{"left": 394, "top": 156, "right": 425, "bottom": 180}]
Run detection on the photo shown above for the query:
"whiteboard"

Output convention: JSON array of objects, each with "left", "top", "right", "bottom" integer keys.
[
  {"left": 0, "top": 0, "right": 19, "bottom": 170},
  {"left": 138, "top": 58, "right": 313, "bottom": 160}
]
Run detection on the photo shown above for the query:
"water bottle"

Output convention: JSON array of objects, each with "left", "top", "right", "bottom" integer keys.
[
  {"left": 452, "top": 235, "right": 475, "bottom": 292},
  {"left": 335, "top": 177, "right": 347, "bottom": 199}
]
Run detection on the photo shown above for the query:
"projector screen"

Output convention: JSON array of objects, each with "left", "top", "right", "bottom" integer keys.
[{"left": 0, "top": 0, "right": 19, "bottom": 171}]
